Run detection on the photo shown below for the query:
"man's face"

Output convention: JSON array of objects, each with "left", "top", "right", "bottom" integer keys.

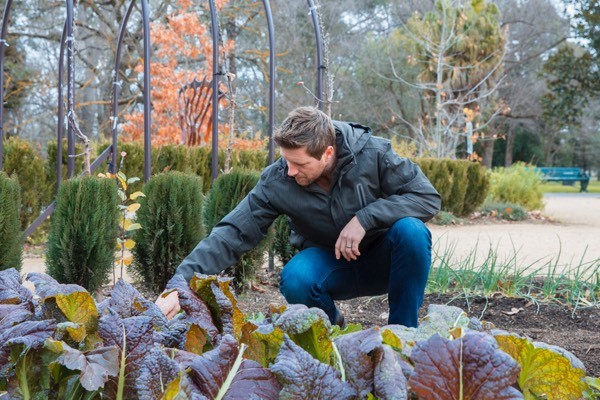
[{"left": 280, "top": 146, "right": 334, "bottom": 187}]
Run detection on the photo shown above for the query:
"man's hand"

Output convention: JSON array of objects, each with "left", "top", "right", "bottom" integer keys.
[
  {"left": 155, "top": 290, "right": 181, "bottom": 319},
  {"left": 335, "top": 216, "right": 366, "bottom": 261}
]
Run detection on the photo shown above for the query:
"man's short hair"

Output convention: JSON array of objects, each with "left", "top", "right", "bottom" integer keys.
[{"left": 274, "top": 106, "right": 335, "bottom": 159}]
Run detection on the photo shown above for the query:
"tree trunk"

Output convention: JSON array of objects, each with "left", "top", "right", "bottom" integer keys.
[
  {"left": 481, "top": 139, "right": 495, "bottom": 169},
  {"left": 504, "top": 127, "right": 515, "bottom": 167}
]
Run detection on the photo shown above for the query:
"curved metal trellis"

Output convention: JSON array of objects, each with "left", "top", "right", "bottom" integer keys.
[
  {"left": 307, "top": 0, "right": 324, "bottom": 110},
  {"left": 0, "top": 0, "right": 13, "bottom": 170},
  {"left": 0, "top": 0, "right": 327, "bottom": 238}
]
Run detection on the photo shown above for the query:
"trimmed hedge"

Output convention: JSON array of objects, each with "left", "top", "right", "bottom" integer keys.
[
  {"left": 131, "top": 171, "right": 205, "bottom": 294},
  {"left": 0, "top": 172, "right": 22, "bottom": 272},
  {"left": 417, "top": 158, "right": 489, "bottom": 217},
  {"left": 46, "top": 141, "right": 269, "bottom": 193},
  {"left": 46, "top": 176, "right": 119, "bottom": 292},
  {"left": 3, "top": 137, "right": 52, "bottom": 231}
]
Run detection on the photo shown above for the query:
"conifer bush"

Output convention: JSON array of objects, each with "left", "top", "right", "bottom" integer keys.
[
  {"left": 46, "top": 176, "right": 119, "bottom": 292},
  {"left": 270, "top": 215, "right": 297, "bottom": 266},
  {"left": 203, "top": 169, "right": 270, "bottom": 290},
  {"left": 131, "top": 171, "right": 205, "bottom": 294},
  {"left": 0, "top": 172, "right": 22, "bottom": 271}
]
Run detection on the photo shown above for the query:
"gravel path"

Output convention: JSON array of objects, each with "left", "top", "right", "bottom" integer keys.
[
  {"left": 429, "top": 193, "right": 600, "bottom": 275},
  {"left": 22, "top": 193, "right": 600, "bottom": 279}
]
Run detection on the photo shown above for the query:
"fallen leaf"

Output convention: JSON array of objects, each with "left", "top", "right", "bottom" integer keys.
[{"left": 501, "top": 307, "right": 524, "bottom": 316}]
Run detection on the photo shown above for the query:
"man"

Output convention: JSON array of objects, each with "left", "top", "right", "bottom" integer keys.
[{"left": 156, "top": 106, "right": 441, "bottom": 328}]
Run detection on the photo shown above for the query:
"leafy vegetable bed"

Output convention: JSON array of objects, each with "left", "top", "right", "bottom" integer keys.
[{"left": 0, "top": 268, "right": 598, "bottom": 399}]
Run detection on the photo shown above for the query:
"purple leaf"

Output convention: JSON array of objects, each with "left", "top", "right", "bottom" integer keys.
[
  {"left": 187, "top": 274, "right": 245, "bottom": 339},
  {"left": 0, "top": 304, "right": 33, "bottom": 330},
  {"left": 372, "top": 345, "right": 408, "bottom": 400},
  {"left": 166, "top": 348, "right": 200, "bottom": 369},
  {"left": 335, "top": 327, "right": 410, "bottom": 399},
  {"left": 271, "top": 335, "right": 356, "bottom": 400},
  {"left": 408, "top": 332, "right": 523, "bottom": 400},
  {"left": 167, "top": 275, "right": 219, "bottom": 342},
  {"left": 188, "top": 335, "right": 239, "bottom": 398},
  {"left": 223, "top": 359, "right": 282, "bottom": 400},
  {"left": 57, "top": 343, "right": 119, "bottom": 391},
  {"left": 0, "top": 319, "right": 56, "bottom": 373},
  {"left": 98, "top": 311, "right": 156, "bottom": 398},
  {"left": 334, "top": 328, "right": 378, "bottom": 398},
  {"left": 108, "top": 279, "right": 167, "bottom": 322},
  {"left": 136, "top": 347, "right": 181, "bottom": 399},
  {"left": 26, "top": 272, "right": 86, "bottom": 298},
  {"left": 0, "top": 268, "right": 34, "bottom": 307}
]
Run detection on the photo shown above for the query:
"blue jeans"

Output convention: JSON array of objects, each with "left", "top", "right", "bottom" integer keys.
[{"left": 279, "top": 217, "right": 432, "bottom": 328}]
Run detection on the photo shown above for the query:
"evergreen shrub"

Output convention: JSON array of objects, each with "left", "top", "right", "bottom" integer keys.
[
  {"left": 46, "top": 176, "right": 119, "bottom": 292},
  {"left": 0, "top": 172, "right": 22, "bottom": 271},
  {"left": 3, "top": 137, "right": 51, "bottom": 231},
  {"left": 202, "top": 169, "right": 269, "bottom": 290},
  {"left": 488, "top": 163, "right": 544, "bottom": 210},
  {"left": 270, "top": 215, "right": 298, "bottom": 267},
  {"left": 417, "top": 158, "right": 489, "bottom": 217},
  {"left": 131, "top": 171, "right": 205, "bottom": 294},
  {"left": 462, "top": 162, "right": 490, "bottom": 216}
]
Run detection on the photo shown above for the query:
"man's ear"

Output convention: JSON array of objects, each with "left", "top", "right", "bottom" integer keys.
[{"left": 324, "top": 145, "right": 335, "bottom": 159}]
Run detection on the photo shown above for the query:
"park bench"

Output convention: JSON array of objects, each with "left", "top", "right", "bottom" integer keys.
[{"left": 535, "top": 167, "right": 590, "bottom": 190}]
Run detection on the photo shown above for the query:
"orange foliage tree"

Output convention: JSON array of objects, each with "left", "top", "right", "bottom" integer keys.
[{"left": 122, "top": 0, "right": 233, "bottom": 146}]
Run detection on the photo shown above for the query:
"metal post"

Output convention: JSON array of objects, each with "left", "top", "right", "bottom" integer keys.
[
  {"left": 262, "top": 0, "right": 275, "bottom": 165},
  {"left": 208, "top": 0, "right": 220, "bottom": 182},
  {"left": 0, "top": 0, "right": 13, "bottom": 170},
  {"left": 66, "top": 0, "right": 75, "bottom": 177},
  {"left": 141, "top": 0, "right": 152, "bottom": 182},
  {"left": 111, "top": 0, "right": 137, "bottom": 174},
  {"left": 56, "top": 23, "right": 67, "bottom": 191},
  {"left": 307, "top": 0, "right": 323, "bottom": 109}
]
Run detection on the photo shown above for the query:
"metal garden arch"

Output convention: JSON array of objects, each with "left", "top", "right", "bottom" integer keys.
[{"left": 0, "top": 0, "right": 324, "bottom": 238}]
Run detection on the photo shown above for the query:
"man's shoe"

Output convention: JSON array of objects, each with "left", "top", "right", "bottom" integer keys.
[{"left": 334, "top": 312, "right": 346, "bottom": 329}]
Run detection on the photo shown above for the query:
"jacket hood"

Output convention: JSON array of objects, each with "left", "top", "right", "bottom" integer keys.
[{"left": 333, "top": 120, "right": 372, "bottom": 172}]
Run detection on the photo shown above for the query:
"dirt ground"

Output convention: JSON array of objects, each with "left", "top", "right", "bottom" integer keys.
[
  {"left": 237, "top": 193, "right": 600, "bottom": 377},
  {"left": 21, "top": 193, "right": 600, "bottom": 377}
]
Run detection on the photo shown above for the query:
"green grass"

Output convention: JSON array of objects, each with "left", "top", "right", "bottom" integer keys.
[
  {"left": 540, "top": 180, "right": 600, "bottom": 194},
  {"left": 428, "top": 240, "right": 600, "bottom": 311}
]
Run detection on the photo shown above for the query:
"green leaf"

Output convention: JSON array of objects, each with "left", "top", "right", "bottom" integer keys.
[
  {"left": 274, "top": 304, "right": 334, "bottom": 365},
  {"left": 240, "top": 320, "right": 284, "bottom": 368},
  {"left": 127, "top": 177, "right": 141, "bottom": 184},
  {"left": 495, "top": 334, "right": 586, "bottom": 400}
]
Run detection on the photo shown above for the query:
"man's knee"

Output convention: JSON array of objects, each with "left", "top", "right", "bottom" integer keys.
[
  {"left": 279, "top": 248, "right": 323, "bottom": 303},
  {"left": 386, "top": 217, "right": 431, "bottom": 248}
]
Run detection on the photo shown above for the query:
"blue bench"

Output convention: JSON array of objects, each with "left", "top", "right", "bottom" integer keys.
[{"left": 535, "top": 167, "right": 590, "bottom": 190}]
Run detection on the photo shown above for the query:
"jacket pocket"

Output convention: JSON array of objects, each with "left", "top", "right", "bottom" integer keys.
[{"left": 356, "top": 183, "right": 367, "bottom": 209}]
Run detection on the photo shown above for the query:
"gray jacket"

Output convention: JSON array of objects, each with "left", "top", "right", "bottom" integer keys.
[{"left": 175, "top": 121, "right": 441, "bottom": 281}]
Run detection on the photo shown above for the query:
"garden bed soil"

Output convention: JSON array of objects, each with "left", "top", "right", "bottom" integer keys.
[{"left": 238, "top": 268, "right": 600, "bottom": 378}]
